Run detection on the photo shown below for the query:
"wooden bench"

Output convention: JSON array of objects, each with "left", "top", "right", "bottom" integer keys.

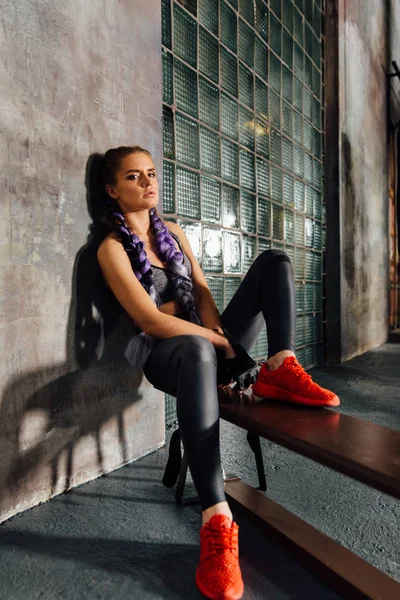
[{"left": 164, "top": 402, "right": 400, "bottom": 599}]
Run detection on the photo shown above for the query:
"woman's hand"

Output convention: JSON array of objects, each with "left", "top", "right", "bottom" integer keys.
[{"left": 211, "top": 327, "right": 236, "bottom": 358}]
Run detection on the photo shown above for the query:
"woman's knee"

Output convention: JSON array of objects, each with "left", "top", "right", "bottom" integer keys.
[
  {"left": 178, "top": 335, "right": 217, "bottom": 365},
  {"left": 255, "top": 249, "right": 291, "bottom": 268}
]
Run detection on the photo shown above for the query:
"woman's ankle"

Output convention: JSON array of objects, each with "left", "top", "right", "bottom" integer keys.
[
  {"left": 267, "top": 350, "right": 296, "bottom": 372},
  {"left": 202, "top": 501, "right": 233, "bottom": 526}
]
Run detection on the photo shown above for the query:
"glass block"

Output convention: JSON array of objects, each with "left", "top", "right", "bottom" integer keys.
[
  {"left": 270, "top": 0, "right": 281, "bottom": 19},
  {"left": 241, "top": 191, "right": 256, "bottom": 233},
  {"left": 282, "top": 30, "right": 293, "bottom": 68},
  {"left": 220, "top": 1, "right": 237, "bottom": 53},
  {"left": 293, "top": 111, "right": 303, "bottom": 145},
  {"left": 282, "top": 137, "right": 293, "bottom": 172},
  {"left": 295, "top": 212, "right": 305, "bottom": 245},
  {"left": 255, "top": 38, "right": 268, "bottom": 82},
  {"left": 162, "top": 161, "right": 175, "bottom": 213},
  {"left": 174, "top": 4, "right": 197, "bottom": 68},
  {"left": 270, "top": 129, "right": 282, "bottom": 166},
  {"left": 269, "top": 89, "right": 281, "bottom": 129},
  {"left": 296, "top": 281, "right": 304, "bottom": 312},
  {"left": 312, "top": 3, "right": 322, "bottom": 38},
  {"left": 293, "top": 144, "right": 304, "bottom": 177},
  {"left": 255, "top": 0, "right": 269, "bottom": 41},
  {"left": 304, "top": 282, "right": 314, "bottom": 312},
  {"left": 313, "top": 159, "right": 322, "bottom": 190},
  {"left": 296, "top": 315, "right": 305, "bottom": 346},
  {"left": 285, "top": 243, "right": 295, "bottom": 264},
  {"left": 314, "top": 220, "right": 322, "bottom": 250},
  {"left": 314, "top": 282, "right": 322, "bottom": 312},
  {"left": 239, "top": 63, "right": 254, "bottom": 109},
  {"left": 304, "top": 54, "right": 313, "bottom": 89},
  {"left": 175, "top": 59, "right": 198, "bottom": 118},
  {"left": 304, "top": 87, "right": 313, "bottom": 121},
  {"left": 163, "top": 50, "right": 173, "bottom": 105},
  {"left": 221, "top": 139, "right": 239, "bottom": 184},
  {"left": 304, "top": 343, "right": 315, "bottom": 368},
  {"left": 282, "top": 66, "right": 293, "bottom": 104},
  {"left": 176, "top": 167, "right": 200, "bottom": 218},
  {"left": 284, "top": 209, "right": 294, "bottom": 243},
  {"left": 295, "top": 246, "right": 305, "bottom": 279},
  {"left": 200, "top": 127, "right": 221, "bottom": 175},
  {"left": 295, "top": 0, "right": 304, "bottom": 12},
  {"left": 294, "top": 8, "right": 304, "bottom": 44},
  {"left": 296, "top": 347, "right": 305, "bottom": 365},
  {"left": 270, "top": 53, "right": 281, "bottom": 93},
  {"left": 294, "top": 179, "right": 304, "bottom": 211},
  {"left": 221, "top": 47, "right": 238, "bottom": 96},
  {"left": 283, "top": 173, "right": 294, "bottom": 207},
  {"left": 207, "top": 276, "right": 224, "bottom": 311},
  {"left": 199, "top": 77, "right": 220, "bottom": 130},
  {"left": 293, "top": 77, "right": 303, "bottom": 112},
  {"left": 243, "top": 234, "right": 256, "bottom": 272},
  {"left": 304, "top": 153, "right": 313, "bottom": 184},
  {"left": 199, "top": 0, "right": 219, "bottom": 35},
  {"left": 271, "top": 165, "right": 282, "bottom": 203},
  {"left": 163, "top": 105, "right": 175, "bottom": 159},
  {"left": 305, "top": 217, "right": 314, "bottom": 247},
  {"left": 258, "top": 327, "right": 268, "bottom": 357},
  {"left": 313, "top": 252, "right": 322, "bottom": 280},
  {"left": 201, "top": 176, "right": 221, "bottom": 223},
  {"left": 313, "top": 127, "right": 322, "bottom": 158},
  {"left": 312, "top": 31, "right": 321, "bottom": 65},
  {"left": 312, "top": 97, "right": 322, "bottom": 129},
  {"left": 258, "top": 237, "right": 272, "bottom": 254},
  {"left": 258, "top": 197, "right": 271, "bottom": 237},
  {"left": 239, "top": 107, "right": 255, "bottom": 150},
  {"left": 270, "top": 12, "right": 282, "bottom": 56},
  {"left": 222, "top": 184, "right": 240, "bottom": 228},
  {"left": 178, "top": 219, "right": 202, "bottom": 262},
  {"left": 239, "top": 19, "right": 254, "bottom": 67},
  {"left": 240, "top": 149, "right": 256, "bottom": 191},
  {"left": 177, "top": 0, "right": 197, "bottom": 16},
  {"left": 256, "top": 157, "right": 270, "bottom": 197},
  {"left": 239, "top": 0, "right": 254, "bottom": 26},
  {"left": 294, "top": 42, "right": 304, "bottom": 79},
  {"left": 176, "top": 113, "right": 199, "bottom": 167},
  {"left": 221, "top": 93, "right": 238, "bottom": 139},
  {"left": 256, "top": 117, "right": 270, "bottom": 158},
  {"left": 305, "top": 185, "right": 313, "bottom": 215},
  {"left": 226, "top": 0, "right": 238, "bottom": 9},
  {"left": 162, "top": 0, "right": 172, "bottom": 49},
  {"left": 303, "top": 120, "right": 313, "bottom": 153},
  {"left": 282, "top": 102, "right": 293, "bottom": 137},
  {"left": 203, "top": 226, "right": 223, "bottom": 272},
  {"left": 305, "top": 249, "right": 313, "bottom": 279},
  {"left": 272, "top": 204, "right": 284, "bottom": 239},
  {"left": 224, "top": 231, "right": 242, "bottom": 273},
  {"left": 225, "top": 276, "right": 241, "bottom": 306},
  {"left": 282, "top": 0, "right": 293, "bottom": 33},
  {"left": 304, "top": 22, "right": 313, "bottom": 57},
  {"left": 313, "top": 66, "right": 321, "bottom": 100},
  {"left": 199, "top": 26, "right": 219, "bottom": 83},
  {"left": 314, "top": 189, "right": 322, "bottom": 220},
  {"left": 255, "top": 77, "right": 269, "bottom": 121}
]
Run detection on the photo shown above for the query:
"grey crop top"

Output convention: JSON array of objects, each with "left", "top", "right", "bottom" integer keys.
[{"left": 151, "top": 231, "right": 192, "bottom": 305}]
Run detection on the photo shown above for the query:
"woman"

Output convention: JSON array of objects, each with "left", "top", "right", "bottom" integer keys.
[{"left": 97, "top": 145, "right": 339, "bottom": 600}]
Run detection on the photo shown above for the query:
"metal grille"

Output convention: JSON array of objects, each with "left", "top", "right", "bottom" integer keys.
[{"left": 162, "top": 0, "right": 325, "bottom": 425}]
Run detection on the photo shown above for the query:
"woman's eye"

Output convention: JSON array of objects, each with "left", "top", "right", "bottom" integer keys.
[
  {"left": 127, "top": 175, "right": 138, "bottom": 180},
  {"left": 149, "top": 172, "right": 156, "bottom": 178}
]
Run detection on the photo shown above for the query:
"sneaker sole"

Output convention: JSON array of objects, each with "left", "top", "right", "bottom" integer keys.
[
  {"left": 252, "top": 382, "right": 340, "bottom": 407},
  {"left": 196, "top": 572, "right": 244, "bottom": 600}
]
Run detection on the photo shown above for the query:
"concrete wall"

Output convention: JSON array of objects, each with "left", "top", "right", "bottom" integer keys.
[
  {"left": 0, "top": 0, "right": 164, "bottom": 522},
  {"left": 389, "top": 0, "right": 400, "bottom": 124},
  {"left": 337, "top": 0, "right": 390, "bottom": 360}
]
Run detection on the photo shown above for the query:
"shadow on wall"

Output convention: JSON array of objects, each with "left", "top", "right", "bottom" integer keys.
[{"left": 0, "top": 155, "right": 145, "bottom": 521}]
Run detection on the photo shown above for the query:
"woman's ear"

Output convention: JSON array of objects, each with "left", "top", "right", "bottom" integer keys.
[{"left": 105, "top": 184, "right": 118, "bottom": 200}]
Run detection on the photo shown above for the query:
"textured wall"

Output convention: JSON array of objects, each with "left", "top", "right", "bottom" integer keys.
[
  {"left": 0, "top": 0, "right": 164, "bottom": 522},
  {"left": 389, "top": 0, "right": 400, "bottom": 123},
  {"left": 338, "top": 0, "right": 390, "bottom": 360}
]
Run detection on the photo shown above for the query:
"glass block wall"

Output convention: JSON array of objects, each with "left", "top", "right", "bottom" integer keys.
[{"left": 162, "top": 0, "right": 325, "bottom": 426}]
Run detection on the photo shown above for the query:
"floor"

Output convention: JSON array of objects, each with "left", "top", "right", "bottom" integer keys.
[{"left": 0, "top": 343, "right": 399, "bottom": 599}]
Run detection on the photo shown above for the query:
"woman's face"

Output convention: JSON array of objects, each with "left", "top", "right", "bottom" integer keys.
[{"left": 106, "top": 152, "right": 159, "bottom": 213}]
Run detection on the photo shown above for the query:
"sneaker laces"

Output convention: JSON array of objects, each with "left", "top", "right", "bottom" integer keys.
[{"left": 205, "top": 525, "right": 237, "bottom": 554}]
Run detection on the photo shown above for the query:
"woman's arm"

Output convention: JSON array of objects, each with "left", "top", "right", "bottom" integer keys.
[
  {"left": 166, "top": 222, "right": 224, "bottom": 332},
  {"left": 97, "top": 235, "right": 230, "bottom": 352}
]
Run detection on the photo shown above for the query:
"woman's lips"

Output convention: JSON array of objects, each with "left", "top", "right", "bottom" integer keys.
[{"left": 144, "top": 191, "right": 156, "bottom": 198}]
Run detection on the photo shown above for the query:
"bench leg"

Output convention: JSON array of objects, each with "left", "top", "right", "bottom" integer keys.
[
  {"left": 175, "top": 450, "right": 189, "bottom": 504},
  {"left": 247, "top": 432, "right": 267, "bottom": 491}
]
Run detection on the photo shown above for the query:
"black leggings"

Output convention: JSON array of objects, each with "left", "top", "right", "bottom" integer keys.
[{"left": 143, "top": 250, "right": 295, "bottom": 510}]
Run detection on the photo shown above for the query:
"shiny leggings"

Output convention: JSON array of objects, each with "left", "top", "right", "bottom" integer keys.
[{"left": 143, "top": 250, "right": 295, "bottom": 510}]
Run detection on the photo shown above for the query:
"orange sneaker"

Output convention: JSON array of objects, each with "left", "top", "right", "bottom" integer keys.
[
  {"left": 252, "top": 356, "right": 340, "bottom": 407},
  {"left": 196, "top": 515, "right": 244, "bottom": 600}
]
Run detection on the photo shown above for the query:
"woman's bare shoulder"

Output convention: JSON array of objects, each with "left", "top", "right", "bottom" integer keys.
[{"left": 97, "top": 232, "right": 123, "bottom": 261}]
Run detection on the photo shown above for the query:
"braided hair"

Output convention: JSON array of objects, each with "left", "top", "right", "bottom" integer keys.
[{"left": 100, "top": 146, "right": 200, "bottom": 364}]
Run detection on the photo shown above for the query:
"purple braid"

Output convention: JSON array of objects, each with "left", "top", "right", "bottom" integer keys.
[{"left": 149, "top": 208, "right": 198, "bottom": 317}]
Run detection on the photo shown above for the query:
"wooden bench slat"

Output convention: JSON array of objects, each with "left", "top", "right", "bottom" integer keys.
[
  {"left": 220, "top": 403, "right": 400, "bottom": 499},
  {"left": 225, "top": 479, "right": 400, "bottom": 600}
]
